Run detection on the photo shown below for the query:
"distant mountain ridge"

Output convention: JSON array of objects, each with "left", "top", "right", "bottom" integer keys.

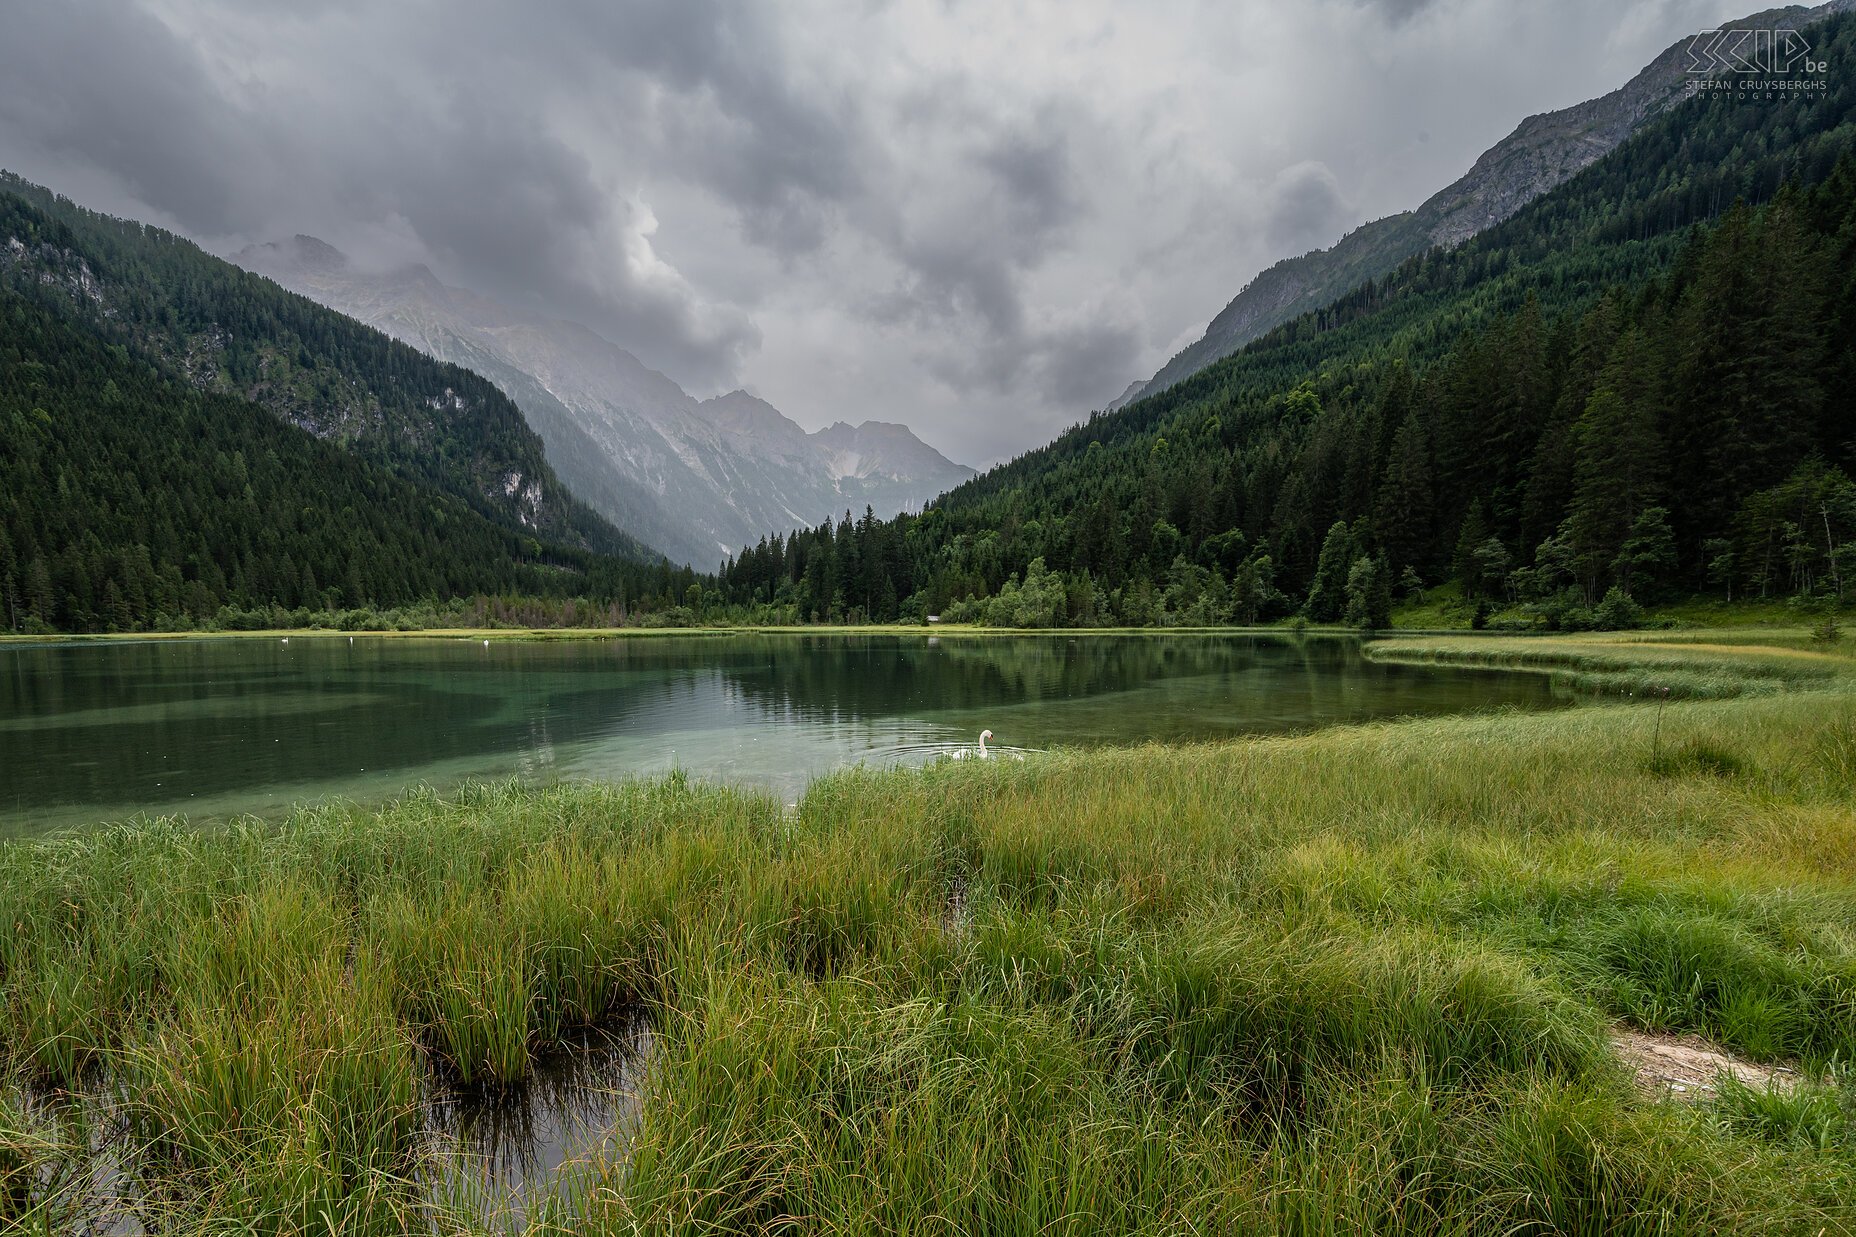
[
  {"left": 1113, "top": 0, "right": 1855, "bottom": 410},
  {"left": 235, "top": 238, "right": 975, "bottom": 566}
]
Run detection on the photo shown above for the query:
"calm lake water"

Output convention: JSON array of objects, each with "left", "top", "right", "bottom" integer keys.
[{"left": 1, "top": 632, "right": 1559, "bottom": 836}]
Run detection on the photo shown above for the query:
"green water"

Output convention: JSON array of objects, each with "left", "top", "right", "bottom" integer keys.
[{"left": 0, "top": 632, "right": 1559, "bottom": 835}]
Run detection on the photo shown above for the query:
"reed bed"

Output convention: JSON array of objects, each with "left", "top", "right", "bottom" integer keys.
[{"left": 1, "top": 639, "right": 1853, "bottom": 1231}]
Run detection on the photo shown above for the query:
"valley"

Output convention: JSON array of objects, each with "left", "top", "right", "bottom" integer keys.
[
  {"left": 3, "top": 2, "right": 1854, "bottom": 1232},
  {"left": 234, "top": 237, "right": 974, "bottom": 567}
]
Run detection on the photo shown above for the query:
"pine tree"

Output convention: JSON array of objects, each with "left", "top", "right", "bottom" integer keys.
[
  {"left": 1613, "top": 506, "right": 1677, "bottom": 598},
  {"left": 1373, "top": 407, "right": 1434, "bottom": 578},
  {"left": 1522, "top": 296, "right": 1619, "bottom": 555},
  {"left": 1451, "top": 502, "right": 1492, "bottom": 599},
  {"left": 1483, "top": 292, "right": 1552, "bottom": 538},
  {"left": 25, "top": 557, "right": 52, "bottom": 624},
  {"left": 0, "top": 526, "right": 16, "bottom": 631},
  {"left": 102, "top": 578, "right": 130, "bottom": 631},
  {"left": 1565, "top": 367, "right": 1664, "bottom": 601},
  {"left": 1305, "top": 522, "right": 1354, "bottom": 622}
]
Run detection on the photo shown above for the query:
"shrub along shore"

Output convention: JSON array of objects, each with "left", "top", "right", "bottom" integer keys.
[{"left": 3, "top": 635, "right": 1855, "bottom": 1233}]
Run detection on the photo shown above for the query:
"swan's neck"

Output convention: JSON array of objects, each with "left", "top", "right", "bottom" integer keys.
[{"left": 979, "top": 733, "right": 988, "bottom": 755}]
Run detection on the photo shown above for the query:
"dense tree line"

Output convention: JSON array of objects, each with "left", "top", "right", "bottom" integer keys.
[
  {"left": 0, "top": 294, "right": 700, "bottom": 633},
  {"left": 720, "top": 14, "right": 1856, "bottom": 628}
]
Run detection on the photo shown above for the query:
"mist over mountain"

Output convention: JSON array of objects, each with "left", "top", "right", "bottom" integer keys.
[
  {"left": 235, "top": 239, "right": 974, "bottom": 567},
  {"left": 1110, "top": 0, "right": 1856, "bottom": 412}
]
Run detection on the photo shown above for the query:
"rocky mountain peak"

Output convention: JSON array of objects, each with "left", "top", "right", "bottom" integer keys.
[
  {"left": 232, "top": 244, "right": 975, "bottom": 564},
  {"left": 237, "top": 233, "right": 348, "bottom": 276}
]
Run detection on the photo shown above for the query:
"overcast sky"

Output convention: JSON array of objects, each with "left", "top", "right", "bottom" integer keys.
[{"left": 0, "top": 0, "right": 1759, "bottom": 466}]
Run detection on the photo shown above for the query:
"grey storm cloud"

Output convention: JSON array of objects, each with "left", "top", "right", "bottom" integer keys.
[
  {"left": 1353, "top": 0, "right": 1444, "bottom": 25},
  {"left": 0, "top": 0, "right": 772, "bottom": 386},
  {"left": 1265, "top": 162, "right": 1353, "bottom": 256},
  {"left": 0, "top": 0, "right": 1761, "bottom": 466},
  {"left": 0, "top": 1, "right": 257, "bottom": 234}
]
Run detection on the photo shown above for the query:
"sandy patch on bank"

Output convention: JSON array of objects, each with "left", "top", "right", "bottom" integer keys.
[{"left": 1614, "top": 1027, "right": 1799, "bottom": 1100}]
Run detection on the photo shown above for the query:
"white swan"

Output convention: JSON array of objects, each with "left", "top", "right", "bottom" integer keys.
[{"left": 952, "top": 729, "right": 995, "bottom": 760}]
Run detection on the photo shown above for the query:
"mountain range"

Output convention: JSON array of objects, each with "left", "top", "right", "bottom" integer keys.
[
  {"left": 7, "top": 0, "right": 1851, "bottom": 638},
  {"left": 0, "top": 174, "right": 652, "bottom": 559},
  {"left": 711, "top": 6, "right": 1856, "bottom": 626},
  {"left": 1110, "top": 0, "right": 1856, "bottom": 411},
  {"left": 233, "top": 238, "right": 974, "bottom": 567}
]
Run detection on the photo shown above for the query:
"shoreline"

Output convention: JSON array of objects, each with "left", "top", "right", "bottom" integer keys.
[
  {"left": 0, "top": 617, "right": 1827, "bottom": 647},
  {"left": 0, "top": 621, "right": 1347, "bottom": 644}
]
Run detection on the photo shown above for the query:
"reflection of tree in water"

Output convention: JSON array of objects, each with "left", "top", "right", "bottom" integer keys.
[
  {"left": 714, "top": 633, "right": 1556, "bottom": 734},
  {"left": 713, "top": 634, "right": 1347, "bottom": 723}
]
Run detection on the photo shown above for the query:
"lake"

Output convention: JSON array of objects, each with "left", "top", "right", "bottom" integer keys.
[{"left": 1, "top": 632, "right": 1560, "bottom": 836}]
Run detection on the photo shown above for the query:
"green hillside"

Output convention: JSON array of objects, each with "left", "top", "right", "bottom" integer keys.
[
  {"left": 0, "top": 175, "right": 731, "bottom": 634},
  {"left": 0, "top": 175, "right": 652, "bottom": 562}
]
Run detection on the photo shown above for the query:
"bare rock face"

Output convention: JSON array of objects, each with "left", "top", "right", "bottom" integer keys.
[
  {"left": 235, "top": 243, "right": 974, "bottom": 567},
  {"left": 1125, "top": 0, "right": 1853, "bottom": 409}
]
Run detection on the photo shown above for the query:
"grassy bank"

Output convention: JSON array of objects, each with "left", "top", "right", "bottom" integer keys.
[
  {"left": 2, "top": 604, "right": 1841, "bottom": 646},
  {"left": 1366, "top": 631, "right": 1852, "bottom": 700},
  {"left": 1389, "top": 582, "right": 1851, "bottom": 633},
  {"left": 4, "top": 644, "right": 1855, "bottom": 1231}
]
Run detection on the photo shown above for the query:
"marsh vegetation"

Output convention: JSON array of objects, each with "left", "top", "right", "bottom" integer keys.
[{"left": 2, "top": 634, "right": 1854, "bottom": 1232}]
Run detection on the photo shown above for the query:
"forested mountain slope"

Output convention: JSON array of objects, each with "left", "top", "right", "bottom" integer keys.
[
  {"left": 0, "top": 175, "right": 652, "bottom": 562},
  {"left": 1117, "top": 0, "right": 1853, "bottom": 408},
  {"left": 719, "top": 12, "right": 1856, "bottom": 628},
  {"left": 0, "top": 178, "right": 723, "bottom": 633}
]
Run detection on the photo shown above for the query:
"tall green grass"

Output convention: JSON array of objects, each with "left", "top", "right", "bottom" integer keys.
[{"left": 1, "top": 638, "right": 1854, "bottom": 1230}]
